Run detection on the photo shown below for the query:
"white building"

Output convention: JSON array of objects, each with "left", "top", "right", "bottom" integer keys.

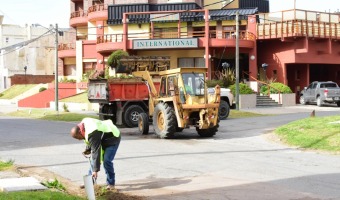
[{"left": 0, "top": 15, "right": 75, "bottom": 92}]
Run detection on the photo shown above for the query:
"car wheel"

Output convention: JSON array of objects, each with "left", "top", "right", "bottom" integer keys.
[
  {"left": 316, "top": 96, "right": 323, "bottom": 107},
  {"left": 299, "top": 95, "right": 306, "bottom": 105},
  {"left": 337, "top": 102, "right": 340, "bottom": 107},
  {"left": 219, "top": 100, "right": 230, "bottom": 120}
]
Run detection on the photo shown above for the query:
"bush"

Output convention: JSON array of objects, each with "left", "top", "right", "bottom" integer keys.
[
  {"left": 260, "top": 82, "right": 293, "bottom": 94},
  {"left": 39, "top": 87, "right": 47, "bottom": 92},
  {"left": 229, "top": 83, "right": 254, "bottom": 96},
  {"left": 107, "top": 50, "right": 129, "bottom": 68}
]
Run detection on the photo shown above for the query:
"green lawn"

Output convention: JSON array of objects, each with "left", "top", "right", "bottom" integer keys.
[
  {"left": 275, "top": 115, "right": 340, "bottom": 152},
  {"left": 6, "top": 109, "right": 98, "bottom": 121},
  {"left": 0, "top": 191, "right": 85, "bottom": 200},
  {"left": 0, "top": 84, "right": 37, "bottom": 99},
  {"left": 60, "top": 92, "right": 90, "bottom": 103}
]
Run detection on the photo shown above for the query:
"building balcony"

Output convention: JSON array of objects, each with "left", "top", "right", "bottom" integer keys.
[
  {"left": 95, "top": 30, "right": 255, "bottom": 53},
  {"left": 70, "top": 10, "right": 88, "bottom": 27},
  {"left": 58, "top": 43, "right": 76, "bottom": 58},
  {"left": 257, "top": 9, "right": 340, "bottom": 40},
  {"left": 88, "top": 4, "right": 108, "bottom": 21}
]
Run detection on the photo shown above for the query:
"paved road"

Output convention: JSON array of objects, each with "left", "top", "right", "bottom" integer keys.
[{"left": 0, "top": 105, "right": 339, "bottom": 199}]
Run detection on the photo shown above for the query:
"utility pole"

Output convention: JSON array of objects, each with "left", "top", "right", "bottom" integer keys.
[
  {"left": 235, "top": 11, "right": 240, "bottom": 110},
  {"left": 55, "top": 23, "right": 59, "bottom": 112}
]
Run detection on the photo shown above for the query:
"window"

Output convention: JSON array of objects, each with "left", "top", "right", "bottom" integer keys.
[{"left": 178, "top": 58, "right": 205, "bottom": 68}]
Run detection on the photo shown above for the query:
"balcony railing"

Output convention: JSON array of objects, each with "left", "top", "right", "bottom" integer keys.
[
  {"left": 70, "top": 10, "right": 88, "bottom": 19},
  {"left": 97, "top": 30, "right": 255, "bottom": 44},
  {"left": 257, "top": 9, "right": 340, "bottom": 39},
  {"left": 88, "top": 4, "right": 108, "bottom": 13},
  {"left": 258, "top": 19, "right": 340, "bottom": 39}
]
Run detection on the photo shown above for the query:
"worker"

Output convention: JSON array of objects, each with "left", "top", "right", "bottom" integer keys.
[{"left": 70, "top": 117, "right": 121, "bottom": 190}]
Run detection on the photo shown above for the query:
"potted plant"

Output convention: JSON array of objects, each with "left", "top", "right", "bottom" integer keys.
[
  {"left": 260, "top": 82, "right": 295, "bottom": 106},
  {"left": 229, "top": 83, "right": 256, "bottom": 108}
]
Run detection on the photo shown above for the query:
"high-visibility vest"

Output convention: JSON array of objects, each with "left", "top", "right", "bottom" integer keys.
[
  {"left": 81, "top": 118, "right": 120, "bottom": 163},
  {"left": 82, "top": 118, "right": 120, "bottom": 144}
]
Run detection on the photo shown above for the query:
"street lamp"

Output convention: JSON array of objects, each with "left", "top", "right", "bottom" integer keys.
[
  {"left": 262, "top": 63, "right": 268, "bottom": 71},
  {"left": 34, "top": 23, "right": 59, "bottom": 112}
]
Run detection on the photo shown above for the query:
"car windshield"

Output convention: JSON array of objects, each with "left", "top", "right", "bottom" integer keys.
[{"left": 182, "top": 73, "right": 205, "bottom": 96}]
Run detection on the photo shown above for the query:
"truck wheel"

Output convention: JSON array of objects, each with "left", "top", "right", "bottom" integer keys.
[
  {"left": 196, "top": 119, "right": 219, "bottom": 137},
  {"left": 100, "top": 105, "right": 116, "bottom": 123},
  {"left": 219, "top": 100, "right": 230, "bottom": 120},
  {"left": 316, "top": 96, "right": 323, "bottom": 107},
  {"left": 153, "top": 102, "right": 176, "bottom": 139},
  {"left": 138, "top": 112, "right": 149, "bottom": 135},
  {"left": 299, "top": 95, "right": 307, "bottom": 105},
  {"left": 124, "top": 105, "right": 144, "bottom": 128}
]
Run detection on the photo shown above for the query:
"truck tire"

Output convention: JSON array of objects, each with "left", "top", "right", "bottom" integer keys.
[
  {"left": 219, "top": 100, "right": 230, "bottom": 120},
  {"left": 124, "top": 105, "right": 144, "bottom": 128},
  {"left": 138, "top": 112, "right": 149, "bottom": 135},
  {"left": 316, "top": 96, "right": 323, "bottom": 107},
  {"left": 100, "top": 105, "right": 116, "bottom": 123},
  {"left": 153, "top": 102, "right": 176, "bottom": 139},
  {"left": 299, "top": 95, "right": 307, "bottom": 105}
]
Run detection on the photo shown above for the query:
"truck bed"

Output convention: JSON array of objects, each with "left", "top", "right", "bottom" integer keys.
[{"left": 88, "top": 78, "right": 159, "bottom": 103}]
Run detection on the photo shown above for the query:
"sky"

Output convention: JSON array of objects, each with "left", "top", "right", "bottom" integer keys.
[{"left": 0, "top": 0, "right": 338, "bottom": 28}]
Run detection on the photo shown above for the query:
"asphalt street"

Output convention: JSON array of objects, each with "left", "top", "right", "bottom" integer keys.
[{"left": 0, "top": 104, "right": 339, "bottom": 199}]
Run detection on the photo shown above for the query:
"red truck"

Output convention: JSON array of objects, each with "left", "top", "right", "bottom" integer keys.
[{"left": 88, "top": 78, "right": 160, "bottom": 127}]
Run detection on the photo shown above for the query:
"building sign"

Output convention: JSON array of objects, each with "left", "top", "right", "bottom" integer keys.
[
  {"left": 133, "top": 38, "right": 198, "bottom": 49},
  {"left": 150, "top": 13, "right": 179, "bottom": 22}
]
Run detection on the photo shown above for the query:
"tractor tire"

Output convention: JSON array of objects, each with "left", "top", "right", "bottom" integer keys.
[
  {"left": 153, "top": 102, "right": 176, "bottom": 139},
  {"left": 196, "top": 119, "right": 219, "bottom": 138},
  {"left": 138, "top": 112, "right": 149, "bottom": 135},
  {"left": 123, "top": 105, "right": 144, "bottom": 128},
  {"left": 218, "top": 100, "right": 230, "bottom": 120}
]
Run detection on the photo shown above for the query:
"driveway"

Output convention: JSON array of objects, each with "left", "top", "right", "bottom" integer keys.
[{"left": 0, "top": 105, "right": 339, "bottom": 199}]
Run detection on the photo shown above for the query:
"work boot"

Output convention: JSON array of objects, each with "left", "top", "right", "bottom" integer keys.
[{"left": 106, "top": 184, "right": 117, "bottom": 192}]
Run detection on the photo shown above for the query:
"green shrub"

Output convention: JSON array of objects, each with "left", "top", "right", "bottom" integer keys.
[
  {"left": 260, "top": 82, "right": 293, "bottom": 94},
  {"left": 107, "top": 50, "right": 129, "bottom": 68},
  {"left": 39, "top": 87, "right": 47, "bottom": 92},
  {"left": 229, "top": 83, "right": 254, "bottom": 96}
]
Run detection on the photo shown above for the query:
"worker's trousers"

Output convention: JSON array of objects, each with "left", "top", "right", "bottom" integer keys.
[{"left": 103, "top": 141, "right": 120, "bottom": 186}]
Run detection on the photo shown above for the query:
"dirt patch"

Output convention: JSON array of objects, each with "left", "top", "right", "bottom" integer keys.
[{"left": 15, "top": 165, "right": 146, "bottom": 200}]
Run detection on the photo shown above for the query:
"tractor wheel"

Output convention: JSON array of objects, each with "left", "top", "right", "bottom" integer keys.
[
  {"left": 196, "top": 119, "right": 219, "bottom": 138},
  {"left": 153, "top": 102, "right": 176, "bottom": 139},
  {"left": 123, "top": 105, "right": 144, "bottom": 128},
  {"left": 138, "top": 112, "right": 149, "bottom": 135},
  {"left": 218, "top": 100, "right": 230, "bottom": 120}
]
